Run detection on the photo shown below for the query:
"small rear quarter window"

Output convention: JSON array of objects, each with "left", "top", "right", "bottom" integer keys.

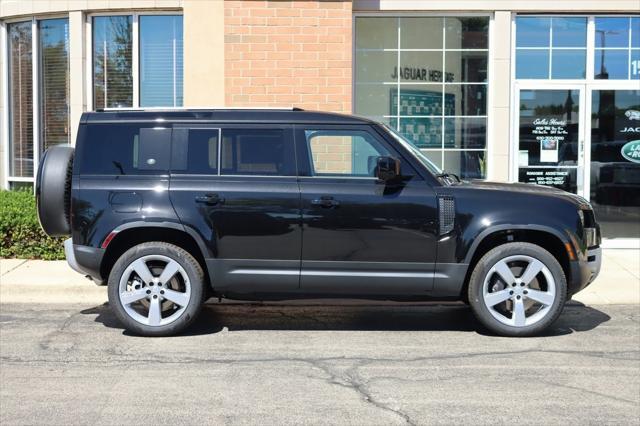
[{"left": 80, "top": 124, "right": 171, "bottom": 175}]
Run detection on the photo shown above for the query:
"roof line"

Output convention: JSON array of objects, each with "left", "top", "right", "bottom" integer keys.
[{"left": 95, "top": 106, "right": 304, "bottom": 112}]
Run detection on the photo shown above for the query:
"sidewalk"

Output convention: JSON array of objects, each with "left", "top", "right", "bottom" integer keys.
[{"left": 1, "top": 250, "right": 638, "bottom": 305}]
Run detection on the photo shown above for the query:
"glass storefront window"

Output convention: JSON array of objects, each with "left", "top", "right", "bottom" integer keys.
[
  {"left": 594, "top": 17, "right": 640, "bottom": 80},
  {"left": 515, "top": 16, "right": 587, "bottom": 79},
  {"left": 590, "top": 90, "right": 640, "bottom": 239},
  {"left": 517, "top": 89, "right": 581, "bottom": 193},
  {"left": 8, "top": 21, "right": 34, "bottom": 178},
  {"left": 354, "top": 16, "right": 489, "bottom": 179}
]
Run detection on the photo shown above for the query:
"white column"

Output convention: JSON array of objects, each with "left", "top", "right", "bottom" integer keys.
[
  {"left": 68, "top": 11, "right": 85, "bottom": 147},
  {"left": 489, "top": 11, "right": 512, "bottom": 182}
]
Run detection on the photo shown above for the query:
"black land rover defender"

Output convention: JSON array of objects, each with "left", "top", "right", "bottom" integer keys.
[{"left": 36, "top": 109, "right": 602, "bottom": 337}]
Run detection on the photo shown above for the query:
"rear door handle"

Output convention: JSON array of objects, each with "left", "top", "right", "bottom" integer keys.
[
  {"left": 195, "top": 193, "right": 225, "bottom": 206},
  {"left": 311, "top": 196, "right": 339, "bottom": 208}
]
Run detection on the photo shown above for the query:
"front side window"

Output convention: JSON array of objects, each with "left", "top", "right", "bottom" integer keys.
[
  {"left": 354, "top": 16, "right": 489, "bottom": 179},
  {"left": 304, "top": 130, "right": 391, "bottom": 177}
]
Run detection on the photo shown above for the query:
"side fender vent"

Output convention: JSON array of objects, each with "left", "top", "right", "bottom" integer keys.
[{"left": 438, "top": 196, "right": 455, "bottom": 235}]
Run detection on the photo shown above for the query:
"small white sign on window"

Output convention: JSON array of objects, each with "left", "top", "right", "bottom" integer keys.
[{"left": 540, "top": 138, "right": 559, "bottom": 163}]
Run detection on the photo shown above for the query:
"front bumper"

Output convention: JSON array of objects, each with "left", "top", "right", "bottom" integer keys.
[
  {"left": 64, "top": 238, "right": 106, "bottom": 285},
  {"left": 587, "top": 246, "right": 602, "bottom": 284},
  {"left": 568, "top": 245, "right": 602, "bottom": 297}
]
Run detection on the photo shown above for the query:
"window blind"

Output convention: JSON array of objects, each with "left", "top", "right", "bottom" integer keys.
[
  {"left": 8, "top": 21, "right": 33, "bottom": 178},
  {"left": 139, "top": 15, "right": 183, "bottom": 107},
  {"left": 39, "top": 18, "right": 70, "bottom": 150}
]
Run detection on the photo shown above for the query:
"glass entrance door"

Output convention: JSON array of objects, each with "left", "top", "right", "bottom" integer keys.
[
  {"left": 589, "top": 89, "right": 640, "bottom": 240},
  {"left": 515, "top": 87, "right": 586, "bottom": 195}
]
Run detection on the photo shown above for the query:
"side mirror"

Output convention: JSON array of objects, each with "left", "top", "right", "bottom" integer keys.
[{"left": 376, "top": 156, "right": 401, "bottom": 182}]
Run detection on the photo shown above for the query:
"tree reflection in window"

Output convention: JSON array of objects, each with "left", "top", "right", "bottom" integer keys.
[{"left": 93, "top": 16, "right": 133, "bottom": 109}]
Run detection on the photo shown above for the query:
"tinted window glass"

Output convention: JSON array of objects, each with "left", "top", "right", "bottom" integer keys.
[
  {"left": 220, "top": 129, "right": 293, "bottom": 176},
  {"left": 305, "top": 130, "right": 391, "bottom": 177},
  {"left": 172, "top": 128, "right": 219, "bottom": 174},
  {"left": 80, "top": 124, "right": 170, "bottom": 174}
]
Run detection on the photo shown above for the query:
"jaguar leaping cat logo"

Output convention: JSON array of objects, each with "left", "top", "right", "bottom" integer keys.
[{"left": 625, "top": 110, "right": 640, "bottom": 120}]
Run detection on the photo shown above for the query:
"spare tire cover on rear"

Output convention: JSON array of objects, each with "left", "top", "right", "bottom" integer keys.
[{"left": 36, "top": 145, "right": 74, "bottom": 236}]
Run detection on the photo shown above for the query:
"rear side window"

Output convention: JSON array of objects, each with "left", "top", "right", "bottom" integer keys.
[
  {"left": 171, "top": 128, "right": 219, "bottom": 174},
  {"left": 220, "top": 129, "right": 294, "bottom": 176},
  {"left": 80, "top": 124, "right": 171, "bottom": 175}
]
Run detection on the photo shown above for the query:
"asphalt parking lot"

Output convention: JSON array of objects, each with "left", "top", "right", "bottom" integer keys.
[{"left": 1, "top": 301, "right": 638, "bottom": 425}]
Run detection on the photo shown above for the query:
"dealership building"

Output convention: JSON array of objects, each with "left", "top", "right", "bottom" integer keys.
[{"left": 1, "top": 0, "right": 638, "bottom": 246}]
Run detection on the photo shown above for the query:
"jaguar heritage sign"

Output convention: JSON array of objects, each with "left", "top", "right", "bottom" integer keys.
[
  {"left": 391, "top": 66, "right": 454, "bottom": 82},
  {"left": 621, "top": 140, "right": 640, "bottom": 164}
]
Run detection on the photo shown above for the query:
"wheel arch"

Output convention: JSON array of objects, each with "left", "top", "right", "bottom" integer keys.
[
  {"left": 461, "top": 225, "right": 572, "bottom": 300},
  {"left": 100, "top": 223, "right": 211, "bottom": 288}
]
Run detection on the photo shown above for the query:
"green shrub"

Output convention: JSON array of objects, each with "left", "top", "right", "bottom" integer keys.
[{"left": 0, "top": 190, "right": 65, "bottom": 260}]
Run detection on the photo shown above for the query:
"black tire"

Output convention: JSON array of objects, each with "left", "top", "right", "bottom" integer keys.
[
  {"left": 108, "top": 242, "right": 206, "bottom": 337},
  {"left": 36, "top": 145, "right": 74, "bottom": 236},
  {"left": 467, "top": 242, "right": 567, "bottom": 337}
]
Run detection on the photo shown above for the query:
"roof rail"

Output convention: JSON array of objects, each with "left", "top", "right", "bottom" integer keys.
[{"left": 94, "top": 106, "right": 305, "bottom": 112}]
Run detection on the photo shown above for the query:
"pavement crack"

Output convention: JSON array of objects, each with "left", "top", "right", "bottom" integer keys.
[
  {"left": 535, "top": 379, "right": 639, "bottom": 406},
  {"left": 310, "top": 359, "right": 416, "bottom": 425},
  {"left": 0, "top": 259, "right": 27, "bottom": 276}
]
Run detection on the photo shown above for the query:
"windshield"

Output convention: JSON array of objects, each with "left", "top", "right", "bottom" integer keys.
[{"left": 382, "top": 124, "right": 443, "bottom": 175}]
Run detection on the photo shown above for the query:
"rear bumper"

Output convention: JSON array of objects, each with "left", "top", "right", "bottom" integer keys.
[{"left": 64, "top": 238, "right": 106, "bottom": 285}]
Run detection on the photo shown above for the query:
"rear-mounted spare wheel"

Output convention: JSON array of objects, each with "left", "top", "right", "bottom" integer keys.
[{"left": 36, "top": 145, "right": 74, "bottom": 236}]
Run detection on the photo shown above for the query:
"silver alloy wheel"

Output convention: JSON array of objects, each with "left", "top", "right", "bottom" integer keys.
[
  {"left": 482, "top": 255, "right": 556, "bottom": 327},
  {"left": 118, "top": 254, "right": 191, "bottom": 327}
]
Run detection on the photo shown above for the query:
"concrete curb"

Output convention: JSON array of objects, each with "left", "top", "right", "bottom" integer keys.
[{"left": 1, "top": 249, "right": 639, "bottom": 305}]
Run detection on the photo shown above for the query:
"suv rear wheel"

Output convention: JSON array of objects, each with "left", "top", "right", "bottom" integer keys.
[
  {"left": 467, "top": 242, "right": 567, "bottom": 337},
  {"left": 108, "top": 242, "right": 205, "bottom": 336}
]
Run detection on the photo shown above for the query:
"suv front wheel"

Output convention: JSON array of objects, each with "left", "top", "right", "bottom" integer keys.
[
  {"left": 468, "top": 242, "right": 567, "bottom": 337},
  {"left": 108, "top": 242, "right": 205, "bottom": 336}
]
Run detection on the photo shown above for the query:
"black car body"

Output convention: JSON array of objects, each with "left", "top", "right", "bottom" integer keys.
[{"left": 36, "top": 109, "right": 602, "bottom": 336}]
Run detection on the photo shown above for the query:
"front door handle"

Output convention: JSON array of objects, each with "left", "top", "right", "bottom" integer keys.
[
  {"left": 195, "top": 193, "right": 225, "bottom": 206},
  {"left": 311, "top": 196, "right": 339, "bottom": 208}
]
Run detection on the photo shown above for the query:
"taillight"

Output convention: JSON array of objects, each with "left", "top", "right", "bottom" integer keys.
[{"left": 101, "top": 231, "right": 119, "bottom": 249}]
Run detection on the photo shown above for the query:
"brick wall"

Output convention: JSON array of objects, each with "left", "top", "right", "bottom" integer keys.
[{"left": 224, "top": 0, "right": 352, "bottom": 112}]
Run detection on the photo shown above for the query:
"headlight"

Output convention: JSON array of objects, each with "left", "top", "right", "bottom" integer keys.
[
  {"left": 577, "top": 209, "right": 584, "bottom": 228},
  {"left": 584, "top": 227, "right": 597, "bottom": 248}
]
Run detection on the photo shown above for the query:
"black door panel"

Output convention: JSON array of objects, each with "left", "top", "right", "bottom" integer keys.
[
  {"left": 169, "top": 125, "right": 302, "bottom": 293},
  {"left": 296, "top": 125, "right": 439, "bottom": 294}
]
